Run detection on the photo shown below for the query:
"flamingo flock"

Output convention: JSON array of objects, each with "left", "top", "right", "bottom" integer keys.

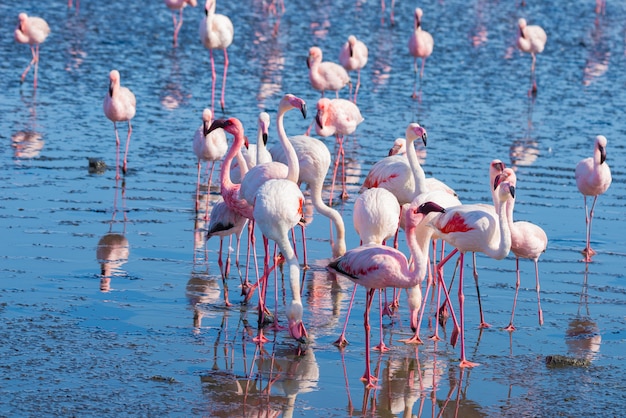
[{"left": 13, "top": 1, "right": 616, "bottom": 393}]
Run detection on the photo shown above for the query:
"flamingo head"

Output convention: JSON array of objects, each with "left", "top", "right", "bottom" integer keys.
[
  {"left": 287, "top": 301, "right": 308, "bottom": 344},
  {"left": 518, "top": 18, "right": 527, "bottom": 37},
  {"left": 347, "top": 35, "right": 357, "bottom": 57},
  {"left": 307, "top": 46, "right": 322, "bottom": 69},
  {"left": 414, "top": 8, "right": 423, "bottom": 28},
  {"left": 204, "top": 0, "right": 215, "bottom": 15},
  {"left": 258, "top": 112, "right": 270, "bottom": 145},
  {"left": 280, "top": 94, "right": 307, "bottom": 119},
  {"left": 201, "top": 108, "right": 214, "bottom": 135},
  {"left": 596, "top": 135, "right": 608, "bottom": 164},
  {"left": 315, "top": 98, "right": 331, "bottom": 129},
  {"left": 417, "top": 201, "right": 446, "bottom": 216},
  {"left": 108, "top": 70, "right": 120, "bottom": 97},
  {"left": 405, "top": 123, "right": 428, "bottom": 146},
  {"left": 208, "top": 117, "right": 248, "bottom": 146},
  {"left": 494, "top": 168, "right": 517, "bottom": 199},
  {"left": 388, "top": 138, "right": 407, "bottom": 156}
]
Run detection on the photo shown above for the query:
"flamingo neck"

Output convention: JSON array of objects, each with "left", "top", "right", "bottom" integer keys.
[
  {"left": 276, "top": 106, "right": 300, "bottom": 183},
  {"left": 220, "top": 132, "right": 243, "bottom": 192},
  {"left": 490, "top": 195, "right": 512, "bottom": 260},
  {"left": 405, "top": 224, "right": 429, "bottom": 285},
  {"left": 405, "top": 137, "right": 427, "bottom": 197},
  {"left": 308, "top": 178, "right": 346, "bottom": 257}
]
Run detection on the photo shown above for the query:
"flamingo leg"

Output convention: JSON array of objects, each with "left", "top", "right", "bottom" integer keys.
[
  {"left": 504, "top": 257, "right": 521, "bottom": 332},
  {"left": 373, "top": 290, "right": 390, "bottom": 352},
  {"left": 21, "top": 45, "right": 37, "bottom": 86},
  {"left": 457, "top": 253, "right": 479, "bottom": 368},
  {"left": 112, "top": 121, "right": 122, "bottom": 180},
  {"left": 472, "top": 252, "right": 490, "bottom": 328},
  {"left": 583, "top": 195, "right": 599, "bottom": 261},
  {"left": 362, "top": 288, "right": 379, "bottom": 389},
  {"left": 334, "top": 283, "right": 357, "bottom": 347},
  {"left": 209, "top": 49, "right": 216, "bottom": 113},
  {"left": 220, "top": 48, "right": 229, "bottom": 112},
  {"left": 122, "top": 121, "right": 132, "bottom": 175},
  {"left": 535, "top": 259, "right": 544, "bottom": 326},
  {"left": 195, "top": 161, "right": 202, "bottom": 212},
  {"left": 433, "top": 248, "right": 461, "bottom": 345}
]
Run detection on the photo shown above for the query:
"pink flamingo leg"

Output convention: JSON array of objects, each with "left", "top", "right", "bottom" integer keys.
[
  {"left": 583, "top": 196, "right": 599, "bottom": 261},
  {"left": 362, "top": 288, "right": 379, "bottom": 389},
  {"left": 433, "top": 248, "right": 461, "bottom": 345},
  {"left": 220, "top": 48, "right": 229, "bottom": 112},
  {"left": 504, "top": 257, "right": 521, "bottom": 332},
  {"left": 334, "top": 283, "right": 357, "bottom": 347},
  {"left": 209, "top": 49, "right": 217, "bottom": 113},
  {"left": 172, "top": 9, "right": 184, "bottom": 47},
  {"left": 112, "top": 122, "right": 122, "bottom": 180},
  {"left": 457, "top": 253, "right": 479, "bottom": 368},
  {"left": 373, "top": 290, "right": 390, "bottom": 352},
  {"left": 122, "top": 121, "right": 132, "bottom": 175},
  {"left": 534, "top": 259, "right": 543, "bottom": 326},
  {"left": 21, "top": 46, "right": 37, "bottom": 85},
  {"left": 353, "top": 69, "right": 361, "bottom": 103},
  {"left": 33, "top": 45, "right": 40, "bottom": 89},
  {"left": 472, "top": 252, "right": 491, "bottom": 328}
]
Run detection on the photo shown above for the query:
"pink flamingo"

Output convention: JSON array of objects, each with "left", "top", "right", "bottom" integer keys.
[
  {"left": 338, "top": 35, "right": 368, "bottom": 102},
  {"left": 269, "top": 134, "right": 347, "bottom": 259},
  {"left": 103, "top": 70, "right": 136, "bottom": 180},
  {"left": 14, "top": 13, "right": 50, "bottom": 90},
  {"left": 206, "top": 196, "right": 248, "bottom": 306},
  {"left": 199, "top": 0, "right": 234, "bottom": 112},
  {"left": 575, "top": 135, "right": 612, "bottom": 262},
  {"left": 327, "top": 202, "right": 441, "bottom": 388},
  {"left": 307, "top": 46, "right": 351, "bottom": 98},
  {"left": 253, "top": 178, "right": 307, "bottom": 344},
  {"left": 164, "top": 0, "right": 198, "bottom": 48},
  {"left": 67, "top": 0, "right": 79, "bottom": 11},
  {"left": 314, "top": 97, "right": 364, "bottom": 201},
  {"left": 498, "top": 168, "right": 548, "bottom": 331},
  {"left": 408, "top": 8, "right": 434, "bottom": 99},
  {"left": 517, "top": 18, "right": 547, "bottom": 95},
  {"left": 334, "top": 187, "right": 400, "bottom": 349},
  {"left": 192, "top": 108, "right": 227, "bottom": 214},
  {"left": 596, "top": 0, "right": 606, "bottom": 14},
  {"left": 361, "top": 123, "right": 455, "bottom": 206},
  {"left": 426, "top": 175, "right": 515, "bottom": 368},
  {"left": 380, "top": 0, "right": 396, "bottom": 25}
]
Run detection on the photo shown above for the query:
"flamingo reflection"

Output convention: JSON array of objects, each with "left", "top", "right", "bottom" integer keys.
[
  {"left": 12, "top": 130, "right": 44, "bottom": 160},
  {"left": 186, "top": 271, "right": 221, "bottom": 331},
  {"left": 583, "top": 14, "right": 610, "bottom": 86},
  {"left": 566, "top": 264, "right": 601, "bottom": 361},
  {"left": 96, "top": 182, "right": 129, "bottom": 292}
]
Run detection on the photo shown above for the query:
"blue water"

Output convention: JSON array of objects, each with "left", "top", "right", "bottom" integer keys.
[{"left": 1, "top": 0, "right": 626, "bottom": 416}]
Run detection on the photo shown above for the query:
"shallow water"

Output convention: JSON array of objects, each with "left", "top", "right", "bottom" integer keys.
[{"left": 1, "top": 0, "right": 626, "bottom": 416}]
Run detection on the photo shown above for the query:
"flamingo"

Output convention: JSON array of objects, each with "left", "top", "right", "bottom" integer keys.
[
  {"left": 361, "top": 123, "right": 455, "bottom": 206},
  {"left": 575, "top": 135, "right": 612, "bottom": 262},
  {"left": 425, "top": 174, "right": 515, "bottom": 368},
  {"left": 408, "top": 8, "right": 434, "bottom": 99},
  {"left": 269, "top": 134, "right": 347, "bottom": 259},
  {"left": 307, "top": 46, "right": 351, "bottom": 98},
  {"left": 326, "top": 201, "right": 442, "bottom": 388},
  {"left": 199, "top": 0, "right": 234, "bottom": 112},
  {"left": 498, "top": 168, "right": 548, "bottom": 331},
  {"left": 14, "top": 12, "right": 50, "bottom": 90},
  {"left": 206, "top": 196, "right": 248, "bottom": 306},
  {"left": 253, "top": 178, "right": 307, "bottom": 344},
  {"left": 103, "top": 70, "right": 137, "bottom": 180},
  {"left": 192, "top": 108, "right": 227, "bottom": 214},
  {"left": 314, "top": 97, "right": 364, "bottom": 201},
  {"left": 334, "top": 187, "right": 400, "bottom": 349},
  {"left": 517, "top": 18, "right": 547, "bottom": 96},
  {"left": 164, "top": 0, "right": 198, "bottom": 48},
  {"left": 338, "top": 35, "right": 368, "bottom": 102}
]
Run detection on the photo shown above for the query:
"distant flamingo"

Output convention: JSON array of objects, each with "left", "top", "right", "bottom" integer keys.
[
  {"left": 498, "top": 168, "right": 548, "bottom": 331},
  {"left": 199, "top": 0, "right": 234, "bottom": 112},
  {"left": 575, "top": 135, "right": 611, "bottom": 262},
  {"left": 307, "top": 46, "right": 351, "bottom": 98},
  {"left": 380, "top": 0, "right": 396, "bottom": 25},
  {"left": 192, "top": 108, "right": 227, "bottom": 213},
  {"left": 408, "top": 8, "right": 434, "bottom": 99},
  {"left": 426, "top": 175, "right": 515, "bottom": 368},
  {"left": 67, "top": 0, "right": 79, "bottom": 11},
  {"left": 334, "top": 187, "right": 400, "bottom": 349},
  {"left": 164, "top": 0, "right": 197, "bottom": 47},
  {"left": 230, "top": 112, "right": 271, "bottom": 183},
  {"left": 14, "top": 12, "right": 50, "bottom": 90},
  {"left": 596, "top": 0, "right": 606, "bottom": 14},
  {"left": 314, "top": 97, "right": 364, "bottom": 201},
  {"left": 269, "top": 134, "right": 347, "bottom": 259},
  {"left": 517, "top": 18, "right": 547, "bottom": 96},
  {"left": 206, "top": 196, "right": 248, "bottom": 306},
  {"left": 327, "top": 202, "right": 441, "bottom": 388},
  {"left": 339, "top": 35, "right": 368, "bottom": 102},
  {"left": 103, "top": 70, "right": 137, "bottom": 180},
  {"left": 253, "top": 178, "right": 307, "bottom": 344}
]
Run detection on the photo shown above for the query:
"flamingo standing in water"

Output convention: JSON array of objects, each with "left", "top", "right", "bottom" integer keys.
[
  {"left": 307, "top": 46, "right": 351, "bottom": 98},
  {"left": 575, "top": 135, "right": 612, "bottom": 262},
  {"left": 425, "top": 175, "right": 515, "bottom": 368},
  {"left": 314, "top": 97, "right": 364, "bottom": 202},
  {"left": 327, "top": 202, "right": 441, "bottom": 388},
  {"left": 199, "top": 0, "right": 234, "bottom": 112},
  {"left": 408, "top": 8, "right": 434, "bottom": 99},
  {"left": 103, "top": 70, "right": 137, "bottom": 180},
  {"left": 517, "top": 18, "right": 547, "bottom": 96},
  {"left": 497, "top": 168, "right": 548, "bottom": 331},
  {"left": 333, "top": 187, "right": 400, "bottom": 349},
  {"left": 192, "top": 108, "right": 227, "bottom": 214},
  {"left": 14, "top": 12, "right": 50, "bottom": 90},
  {"left": 338, "top": 35, "right": 368, "bottom": 103},
  {"left": 164, "top": 0, "right": 197, "bottom": 47}
]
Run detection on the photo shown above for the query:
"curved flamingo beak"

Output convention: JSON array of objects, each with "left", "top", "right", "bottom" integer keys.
[
  {"left": 599, "top": 144, "right": 606, "bottom": 164},
  {"left": 288, "top": 319, "right": 308, "bottom": 344},
  {"left": 300, "top": 102, "right": 307, "bottom": 119},
  {"left": 315, "top": 113, "right": 323, "bottom": 129},
  {"left": 207, "top": 119, "right": 227, "bottom": 134}
]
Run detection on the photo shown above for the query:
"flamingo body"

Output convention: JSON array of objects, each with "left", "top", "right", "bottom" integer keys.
[
  {"left": 408, "top": 8, "right": 433, "bottom": 97},
  {"left": 339, "top": 35, "right": 368, "bottom": 101},
  {"left": 517, "top": 18, "right": 547, "bottom": 94},
  {"left": 14, "top": 13, "right": 50, "bottom": 89},
  {"left": 164, "top": 0, "right": 197, "bottom": 47},
  {"left": 307, "top": 46, "right": 351, "bottom": 97}
]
